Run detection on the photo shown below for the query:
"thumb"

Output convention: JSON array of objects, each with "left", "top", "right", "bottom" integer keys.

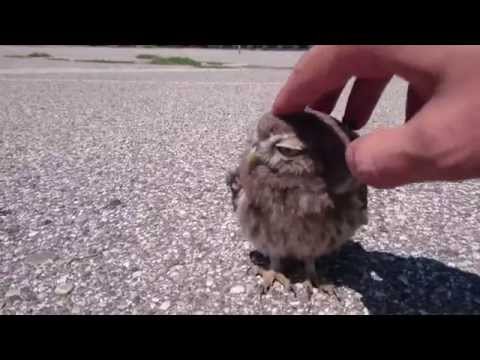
[
  {"left": 345, "top": 92, "right": 480, "bottom": 188},
  {"left": 345, "top": 125, "right": 430, "bottom": 188}
]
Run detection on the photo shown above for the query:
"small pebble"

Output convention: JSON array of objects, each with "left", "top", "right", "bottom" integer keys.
[
  {"left": 178, "top": 210, "right": 187, "bottom": 218},
  {"left": 76, "top": 214, "right": 88, "bottom": 224},
  {"left": 20, "top": 287, "right": 38, "bottom": 301},
  {"left": 159, "top": 301, "right": 170, "bottom": 311},
  {"left": 206, "top": 278, "right": 214, "bottom": 287},
  {"left": 106, "top": 199, "right": 122, "bottom": 209},
  {"left": 230, "top": 285, "right": 245, "bottom": 294},
  {"left": 5, "top": 289, "right": 22, "bottom": 302},
  {"left": 26, "top": 250, "right": 56, "bottom": 266},
  {"left": 398, "top": 275, "right": 409, "bottom": 285},
  {"left": 6, "top": 225, "right": 20, "bottom": 234},
  {"left": 168, "top": 269, "right": 183, "bottom": 281},
  {"left": 118, "top": 301, "right": 129, "bottom": 310},
  {"left": 55, "top": 282, "right": 74, "bottom": 296},
  {"left": 0, "top": 208, "right": 12, "bottom": 216},
  {"left": 370, "top": 271, "right": 383, "bottom": 282},
  {"left": 458, "top": 261, "right": 472, "bottom": 268}
]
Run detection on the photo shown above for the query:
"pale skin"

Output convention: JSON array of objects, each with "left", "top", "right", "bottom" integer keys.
[{"left": 272, "top": 45, "right": 480, "bottom": 188}]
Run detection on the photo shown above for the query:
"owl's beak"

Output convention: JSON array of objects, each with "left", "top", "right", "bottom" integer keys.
[{"left": 247, "top": 147, "right": 260, "bottom": 173}]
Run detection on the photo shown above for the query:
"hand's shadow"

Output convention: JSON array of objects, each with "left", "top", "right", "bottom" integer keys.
[{"left": 322, "top": 242, "right": 480, "bottom": 314}]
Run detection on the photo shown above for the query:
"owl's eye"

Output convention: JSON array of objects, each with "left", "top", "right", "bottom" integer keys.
[{"left": 276, "top": 146, "right": 304, "bottom": 157}]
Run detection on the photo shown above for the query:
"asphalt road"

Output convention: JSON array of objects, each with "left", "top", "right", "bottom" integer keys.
[{"left": 1, "top": 46, "right": 480, "bottom": 315}]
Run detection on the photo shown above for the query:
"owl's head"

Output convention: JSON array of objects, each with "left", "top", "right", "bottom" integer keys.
[{"left": 246, "top": 110, "right": 359, "bottom": 194}]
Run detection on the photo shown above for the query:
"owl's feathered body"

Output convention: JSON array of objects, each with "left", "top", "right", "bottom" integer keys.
[{"left": 227, "top": 110, "right": 367, "bottom": 295}]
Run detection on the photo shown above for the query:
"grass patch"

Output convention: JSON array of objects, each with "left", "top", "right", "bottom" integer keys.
[
  {"left": 5, "top": 52, "right": 52, "bottom": 58},
  {"left": 136, "top": 54, "right": 228, "bottom": 68},
  {"left": 136, "top": 54, "right": 158, "bottom": 60},
  {"left": 203, "top": 61, "right": 225, "bottom": 66},
  {"left": 244, "top": 65, "right": 294, "bottom": 70},
  {"left": 74, "top": 59, "right": 135, "bottom": 64},
  {"left": 28, "top": 52, "right": 51, "bottom": 58},
  {"left": 137, "top": 54, "right": 202, "bottom": 67},
  {"left": 148, "top": 56, "right": 202, "bottom": 67},
  {"left": 47, "top": 57, "right": 71, "bottom": 62}
]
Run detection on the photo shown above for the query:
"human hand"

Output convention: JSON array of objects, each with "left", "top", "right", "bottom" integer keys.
[{"left": 273, "top": 45, "right": 480, "bottom": 188}]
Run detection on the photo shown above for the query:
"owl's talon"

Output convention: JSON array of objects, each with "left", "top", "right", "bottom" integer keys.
[
  {"left": 304, "top": 281, "right": 340, "bottom": 301},
  {"left": 304, "top": 279, "right": 314, "bottom": 300},
  {"left": 319, "top": 284, "right": 341, "bottom": 302},
  {"left": 256, "top": 268, "right": 295, "bottom": 296},
  {"left": 304, "top": 262, "right": 340, "bottom": 301}
]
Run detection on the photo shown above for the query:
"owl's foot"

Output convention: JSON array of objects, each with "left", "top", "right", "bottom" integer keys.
[
  {"left": 303, "top": 275, "right": 340, "bottom": 300},
  {"left": 303, "top": 279, "right": 315, "bottom": 300},
  {"left": 304, "top": 260, "right": 341, "bottom": 301},
  {"left": 256, "top": 267, "right": 296, "bottom": 296},
  {"left": 321, "top": 284, "right": 341, "bottom": 302}
]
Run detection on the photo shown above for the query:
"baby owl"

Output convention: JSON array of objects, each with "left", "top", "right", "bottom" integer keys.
[{"left": 226, "top": 109, "right": 368, "bottom": 298}]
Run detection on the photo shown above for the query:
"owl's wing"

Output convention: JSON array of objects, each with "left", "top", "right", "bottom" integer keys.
[
  {"left": 226, "top": 167, "right": 242, "bottom": 212},
  {"left": 227, "top": 122, "right": 255, "bottom": 212}
]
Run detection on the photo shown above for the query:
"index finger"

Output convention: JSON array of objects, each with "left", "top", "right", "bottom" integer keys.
[
  {"left": 272, "top": 45, "right": 393, "bottom": 116},
  {"left": 272, "top": 46, "right": 356, "bottom": 115}
]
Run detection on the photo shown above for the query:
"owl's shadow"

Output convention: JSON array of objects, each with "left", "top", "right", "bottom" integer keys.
[{"left": 251, "top": 242, "right": 480, "bottom": 314}]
